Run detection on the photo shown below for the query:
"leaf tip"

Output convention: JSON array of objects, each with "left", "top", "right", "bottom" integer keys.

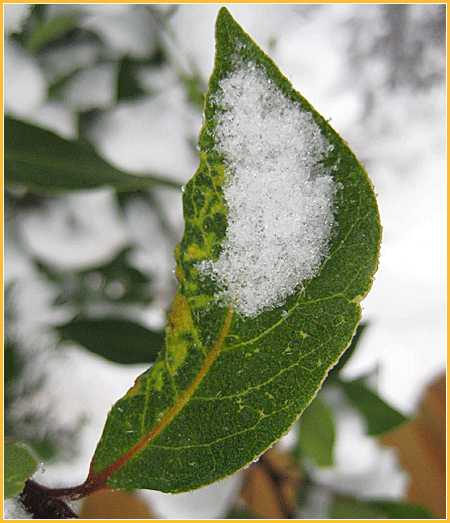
[{"left": 217, "top": 6, "right": 232, "bottom": 22}]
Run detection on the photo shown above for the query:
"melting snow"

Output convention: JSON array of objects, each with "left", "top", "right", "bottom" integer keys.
[{"left": 199, "top": 62, "right": 338, "bottom": 317}]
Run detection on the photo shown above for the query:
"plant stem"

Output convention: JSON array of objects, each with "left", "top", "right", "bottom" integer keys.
[
  {"left": 21, "top": 306, "right": 237, "bottom": 508},
  {"left": 18, "top": 479, "right": 80, "bottom": 519}
]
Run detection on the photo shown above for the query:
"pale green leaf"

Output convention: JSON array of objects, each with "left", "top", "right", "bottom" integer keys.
[{"left": 4, "top": 440, "right": 38, "bottom": 499}]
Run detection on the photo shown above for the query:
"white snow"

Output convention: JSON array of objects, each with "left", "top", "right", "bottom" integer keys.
[
  {"left": 3, "top": 498, "right": 33, "bottom": 519},
  {"left": 18, "top": 189, "right": 129, "bottom": 270},
  {"left": 3, "top": 4, "right": 31, "bottom": 35},
  {"left": 89, "top": 86, "right": 200, "bottom": 183},
  {"left": 3, "top": 40, "right": 46, "bottom": 119},
  {"left": 199, "top": 63, "right": 338, "bottom": 317}
]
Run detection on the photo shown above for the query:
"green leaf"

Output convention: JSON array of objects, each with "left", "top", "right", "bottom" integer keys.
[
  {"left": 4, "top": 440, "right": 38, "bottom": 499},
  {"left": 325, "top": 322, "right": 368, "bottom": 382},
  {"left": 329, "top": 497, "right": 434, "bottom": 519},
  {"left": 224, "top": 507, "right": 260, "bottom": 519},
  {"left": 4, "top": 338, "right": 25, "bottom": 393},
  {"left": 330, "top": 497, "right": 386, "bottom": 519},
  {"left": 297, "top": 395, "right": 335, "bottom": 467},
  {"left": 25, "top": 13, "right": 82, "bottom": 52},
  {"left": 179, "top": 66, "right": 207, "bottom": 110},
  {"left": 4, "top": 117, "right": 182, "bottom": 192},
  {"left": 117, "top": 56, "right": 147, "bottom": 101},
  {"left": 369, "top": 500, "right": 433, "bottom": 519},
  {"left": 84, "top": 7, "right": 381, "bottom": 494},
  {"left": 47, "top": 67, "right": 84, "bottom": 101},
  {"left": 338, "top": 378, "right": 409, "bottom": 436},
  {"left": 56, "top": 318, "right": 164, "bottom": 365}
]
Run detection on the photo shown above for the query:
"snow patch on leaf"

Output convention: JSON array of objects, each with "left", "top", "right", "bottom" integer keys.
[{"left": 199, "top": 62, "right": 339, "bottom": 317}]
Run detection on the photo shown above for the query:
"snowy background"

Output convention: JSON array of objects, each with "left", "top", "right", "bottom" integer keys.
[{"left": 4, "top": 3, "right": 446, "bottom": 519}]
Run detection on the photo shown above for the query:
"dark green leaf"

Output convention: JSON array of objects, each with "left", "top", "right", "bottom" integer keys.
[
  {"left": 4, "top": 441, "right": 38, "bottom": 499},
  {"left": 338, "top": 378, "right": 409, "bottom": 436},
  {"left": 56, "top": 318, "right": 164, "bottom": 365},
  {"left": 4, "top": 117, "right": 182, "bottom": 192},
  {"left": 298, "top": 395, "right": 335, "bottom": 467},
  {"left": 85, "top": 7, "right": 381, "bottom": 494},
  {"left": 33, "top": 258, "right": 63, "bottom": 283},
  {"left": 30, "top": 4, "right": 48, "bottom": 26},
  {"left": 117, "top": 56, "right": 147, "bottom": 101},
  {"left": 4, "top": 339, "right": 27, "bottom": 442},
  {"left": 325, "top": 322, "right": 368, "bottom": 382},
  {"left": 4, "top": 338, "right": 25, "bottom": 393}
]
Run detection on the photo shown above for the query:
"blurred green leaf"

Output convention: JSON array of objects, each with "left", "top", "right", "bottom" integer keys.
[
  {"left": 117, "top": 56, "right": 147, "bottom": 101},
  {"left": 338, "top": 378, "right": 409, "bottom": 436},
  {"left": 330, "top": 496, "right": 433, "bottom": 519},
  {"left": 4, "top": 338, "right": 25, "bottom": 393},
  {"left": 224, "top": 507, "right": 260, "bottom": 519},
  {"left": 76, "top": 247, "right": 152, "bottom": 305},
  {"left": 326, "top": 322, "right": 368, "bottom": 382},
  {"left": 30, "top": 4, "right": 47, "bottom": 26},
  {"left": 330, "top": 497, "right": 386, "bottom": 518},
  {"left": 56, "top": 317, "right": 164, "bottom": 365},
  {"left": 4, "top": 338, "right": 27, "bottom": 444},
  {"left": 4, "top": 117, "right": 182, "bottom": 192},
  {"left": 25, "top": 13, "right": 83, "bottom": 52},
  {"left": 4, "top": 440, "right": 38, "bottom": 499},
  {"left": 180, "top": 66, "right": 207, "bottom": 110},
  {"left": 369, "top": 500, "right": 433, "bottom": 519},
  {"left": 33, "top": 259, "right": 62, "bottom": 284},
  {"left": 296, "top": 475, "right": 313, "bottom": 509},
  {"left": 47, "top": 67, "right": 83, "bottom": 101},
  {"left": 35, "top": 247, "right": 154, "bottom": 308},
  {"left": 97, "top": 247, "right": 150, "bottom": 285},
  {"left": 297, "top": 395, "right": 335, "bottom": 467}
]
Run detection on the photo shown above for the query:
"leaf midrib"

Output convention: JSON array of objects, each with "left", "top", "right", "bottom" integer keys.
[{"left": 76, "top": 305, "right": 235, "bottom": 495}]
